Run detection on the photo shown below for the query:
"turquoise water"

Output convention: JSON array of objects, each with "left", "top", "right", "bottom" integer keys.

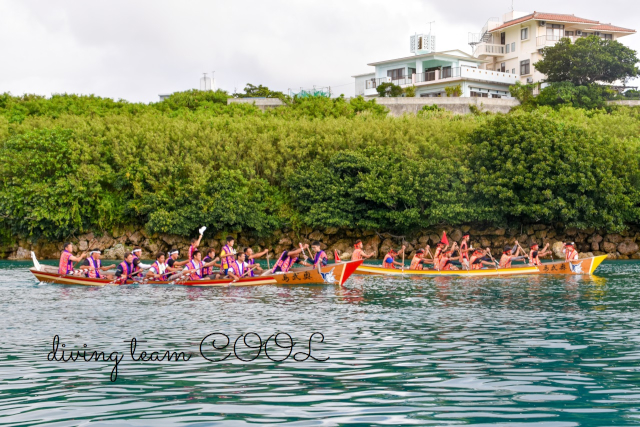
[{"left": 2, "top": 259, "right": 640, "bottom": 426}]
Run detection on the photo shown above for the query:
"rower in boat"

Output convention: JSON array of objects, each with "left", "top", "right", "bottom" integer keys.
[
  {"left": 182, "top": 250, "right": 218, "bottom": 281},
  {"left": 268, "top": 244, "right": 312, "bottom": 275},
  {"left": 352, "top": 240, "right": 374, "bottom": 262},
  {"left": 147, "top": 252, "right": 170, "bottom": 281},
  {"left": 437, "top": 243, "right": 463, "bottom": 270},
  {"left": 131, "top": 247, "right": 151, "bottom": 269},
  {"left": 469, "top": 248, "right": 496, "bottom": 269},
  {"left": 220, "top": 236, "right": 237, "bottom": 276},
  {"left": 166, "top": 250, "right": 190, "bottom": 270},
  {"left": 311, "top": 241, "right": 328, "bottom": 272},
  {"left": 459, "top": 232, "right": 471, "bottom": 269},
  {"left": 115, "top": 252, "right": 137, "bottom": 281},
  {"left": 409, "top": 248, "right": 433, "bottom": 270},
  {"left": 80, "top": 249, "right": 115, "bottom": 279},
  {"left": 228, "top": 252, "right": 259, "bottom": 280},
  {"left": 58, "top": 242, "right": 87, "bottom": 276},
  {"left": 529, "top": 242, "right": 551, "bottom": 266},
  {"left": 499, "top": 244, "right": 527, "bottom": 268},
  {"left": 382, "top": 245, "right": 406, "bottom": 269},
  {"left": 202, "top": 248, "right": 223, "bottom": 279},
  {"left": 244, "top": 247, "right": 269, "bottom": 276},
  {"left": 563, "top": 242, "right": 579, "bottom": 261}
]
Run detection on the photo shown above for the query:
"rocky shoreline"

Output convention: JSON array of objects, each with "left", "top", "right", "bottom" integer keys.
[{"left": 4, "top": 224, "right": 640, "bottom": 261}]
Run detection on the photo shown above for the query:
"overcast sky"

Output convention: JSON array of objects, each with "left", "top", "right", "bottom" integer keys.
[{"left": 0, "top": 0, "right": 637, "bottom": 102}]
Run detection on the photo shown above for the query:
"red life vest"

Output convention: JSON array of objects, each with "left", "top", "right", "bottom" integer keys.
[
  {"left": 382, "top": 252, "right": 396, "bottom": 269},
  {"left": 86, "top": 256, "right": 101, "bottom": 278},
  {"left": 59, "top": 250, "right": 73, "bottom": 275},
  {"left": 151, "top": 261, "right": 167, "bottom": 280},
  {"left": 469, "top": 255, "right": 483, "bottom": 269},
  {"left": 438, "top": 256, "right": 451, "bottom": 271},
  {"left": 460, "top": 241, "right": 468, "bottom": 260},
  {"left": 188, "top": 260, "right": 202, "bottom": 280},
  {"left": 499, "top": 254, "right": 512, "bottom": 269},
  {"left": 274, "top": 252, "right": 296, "bottom": 273}
]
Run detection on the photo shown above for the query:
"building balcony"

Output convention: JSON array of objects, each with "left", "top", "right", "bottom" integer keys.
[
  {"left": 536, "top": 35, "right": 579, "bottom": 48},
  {"left": 473, "top": 43, "right": 505, "bottom": 57},
  {"left": 363, "top": 67, "right": 517, "bottom": 96}
]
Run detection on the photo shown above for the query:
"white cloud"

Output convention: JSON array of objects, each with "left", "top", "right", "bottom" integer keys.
[{"left": 0, "top": 0, "right": 637, "bottom": 102}]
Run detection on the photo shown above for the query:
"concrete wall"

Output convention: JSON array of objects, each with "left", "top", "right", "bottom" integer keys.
[
  {"left": 607, "top": 100, "right": 640, "bottom": 107},
  {"left": 227, "top": 97, "right": 521, "bottom": 115}
]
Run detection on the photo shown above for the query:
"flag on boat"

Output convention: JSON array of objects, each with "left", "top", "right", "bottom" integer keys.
[{"left": 440, "top": 231, "right": 449, "bottom": 245}]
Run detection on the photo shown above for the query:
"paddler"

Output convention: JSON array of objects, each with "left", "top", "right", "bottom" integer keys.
[
  {"left": 409, "top": 248, "right": 433, "bottom": 270},
  {"left": 469, "top": 248, "right": 496, "bottom": 269},
  {"left": 459, "top": 232, "right": 471, "bottom": 269},
  {"left": 166, "top": 249, "right": 190, "bottom": 270},
  {"left": 244, "top": 247, "right": 269, "bottom": 276},
  {"left": 147, "top": 252, "right": 170, "bottom": 281},
  {"left": 202, "top": 248, "right": 222, "bottom": 279},
  {"left": 499, "top": 244, "right": 527, "bottom": 268},
  {"left": 562, "top": 242, "right": 579, "bottom": 261},
  {"left": 311, "top": 241, "right": 328, "bottom": 271},
  {"left": 268, "top": 244, "right": 312, "bottom": 275},
  {"left": 229, "top": 252, "right": 258, "bottom": 281},
  {"left": 58, "top": 242, "right": 87, "bottom": 276},
  {"left": 436, "top": 243, "right": 462, "bottom": 270},
  {"left": 115, "top": 252, "right": 136, "bottom": 281},
  {"left": 382, "top": 245, "right": 406, "bottom": 269},
  {"left": 219, "top": 236, "right": 237, "bottom": 276},
  {"left": 183, "top": 250, "right": 218, "bottom": 281},
  {"left": 352, "top": 240, "right": 374, "bottom": 261},
  {"left": 529, "top": 242, "right": 551, "bottom": 266},
  {"left": 131, "top": 247, "right": 152, "bottom": 269},
  {"left": 80, "top": 249, "right": 115, "bottom": 279},
  {"left": 432, "top": 241, "right": 448, "bottom": 270},
  {"left": 188, "top": 226, "right": 206, "bottom": 260}
]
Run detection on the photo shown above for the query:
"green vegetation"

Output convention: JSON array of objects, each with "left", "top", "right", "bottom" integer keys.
[
  {"left": 445, "top": 85, "right": 462, "bottom": 97},
  {"left": 403, "top": 86, "right": 417, "bottom": 97},
  {"left": 376, "top": 82, "right": 404, "bottom": 97},
  {"left": 0, "top": 91, "right": 639, "bottom": 242}
]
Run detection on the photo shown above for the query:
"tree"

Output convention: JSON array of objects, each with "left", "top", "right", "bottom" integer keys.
[
  {"left": 444, "top": 84, "right": 462, "bottom": 97},
  {"left": 536, "top": 82, "right": 614, "bottom": 109},
  {"left": 234, "top": 83, "right": 286, "bottom": 99},
  {"left": 376, "top": 82, "right": 404, "bottom": 97},
  {"left": 404, "top": 85, "right": 417, "bottom": 97},
  {"left": 535, "top": 35, "right": 639, "bottom": 85}
]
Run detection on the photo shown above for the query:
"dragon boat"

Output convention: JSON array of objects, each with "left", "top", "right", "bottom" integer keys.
[
  {"left": 355, "top": 255, "right": 607, "bottom": 277},
  {"left": 29, "top": 253, "right": 363, "bottom": 287}
]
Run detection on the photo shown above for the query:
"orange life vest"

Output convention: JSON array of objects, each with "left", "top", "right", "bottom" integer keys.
[
  {"left": 409, "top": 256, "right": 423, "bottom": 270},
  {"left": 460, "top": 241, "right": 468, "bottom": 260},
  {"left": 499, "top": 254, "right": 512, "bottom": 269},
  {"left": 382, "top": 252, "right": 396, "bottom": 269},
  {"left": 565, "top": 248, "right": 578, "bottom": 261},
  {"left": 469, "top": 255, "right": 482, "bottom": 269}
]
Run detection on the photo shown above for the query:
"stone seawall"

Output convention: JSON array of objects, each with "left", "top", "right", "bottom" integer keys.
[
  {"left": 227, "top": 97, "right": 521, "bottom": 116},
  {"left": 5, "top": 224, "right": 640, "bottom": 261}
]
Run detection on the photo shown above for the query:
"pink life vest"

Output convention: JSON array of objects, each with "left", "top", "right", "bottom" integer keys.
[
  {"left": 59, "top": 250, "right": 73, "bottom": 275},
  {"left": 151, "top": 261, "right": 167, "bottom": 280},
  {"left": 231, "top": 260, "right": 246, "bottom": 277},
  {"left": 220, "top": 245, "right": 234, "bottom": 271},
  {"left": 188, "top": 245, "right": 196, "bottom": 260},
  {"left": 188, "top": 260, "right": 202, "bottom": 280},
  {"left": 274, "top": 252, "right": 297, "bottom": 273},
  {"left": 119, "top": 261, "right": 132, "bottom": 279},
  {"left": 86, "top": 256, "right": 101, "bottom": 278}
]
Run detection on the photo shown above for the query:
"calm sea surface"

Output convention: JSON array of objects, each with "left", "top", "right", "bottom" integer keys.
[{"left": 2, "top": 259, "right": 640, "bottom": 426}]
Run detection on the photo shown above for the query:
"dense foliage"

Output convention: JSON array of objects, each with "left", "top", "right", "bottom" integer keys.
[
  {"left": 535, "top": 35, "right": 639, "bottom": 85},
  {"left": 0, "top": 91, "right": 639, "bottom": 241}
]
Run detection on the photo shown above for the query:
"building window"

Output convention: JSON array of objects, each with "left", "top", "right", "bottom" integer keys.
[
  {"left": 511, "top": 42, "right": 515, "bottom": 52},
  {"left": 521, "top": 27, "right": 529, "bottom": 40},
  {"left": 441, "top": 66, "right": 452, "bottom": 78},
  {"left": 471, "top": 91, "right": 489, "bottom": 98},
  {"left": 500, "top": 62, "right": 506, "bottom": 72},
  {"left": 506, "top": 44, "right": 510, "bottom": 53},
  {"left": 408, "top": 68, "right": 416, "bottom": 76},
  {"left": 512, "top": 68, "right": 516, "bottom": 74},
  {"left": 387, "top": 68, "right": 404, "bottom": 80},
  {"left": 492, "top": 94, "right": 502, "bottom": 98},
  {"left": 546, "top": 24, "right": 565, "bottom": 40},
  {"left": 603, "top": 34, "right": 613, "bottom": 40},
  {"left": 520, "top": 59, "right": 530, "bottom": 75},
  {"left": 565, "top": 31, "right": 574, "bottom": 36}
]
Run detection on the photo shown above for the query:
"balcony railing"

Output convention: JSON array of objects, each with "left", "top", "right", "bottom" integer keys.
[
  {"left": 365, "top": 76, "right": 413, "bottom": 89},
  {"left": 415, "top": 71, "right": 436, "bottom": 83},
  {"left": 536, "top": 35, "right": 579, "bottom": 47}
]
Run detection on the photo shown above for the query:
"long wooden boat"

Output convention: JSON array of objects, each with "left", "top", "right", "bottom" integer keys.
[
  {"left": 355, "top": 255, "right": 607, "bottom": 277},
  {"left": 29, "top": 257, "right": 363, "bottom": 287}
]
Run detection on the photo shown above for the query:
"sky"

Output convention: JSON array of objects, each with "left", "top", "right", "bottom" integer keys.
[{"left": 0, "top": 0, "right": 637, "bottom": 102}]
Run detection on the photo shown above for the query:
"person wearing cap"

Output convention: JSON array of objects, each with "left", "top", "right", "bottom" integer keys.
[
  {"left": 352, "top": 240, "right": 374, "bottom": 262},
  {"left": 499, "top": 244, "right": 526, "bottom": 268},
  {"left": 80, "top": 249, "right": 115, "bottom": 279},
  {"left": 458, "top": 233, "right": 471, "bottom": 269},
  {"left": 410, "top": 248, "right": 433, "bottom": 270},
  {"left": 382, "top": 245, "right": 406, "bottom": 269},
  {"left": 563, "top": 242, "right": 579, "bottom": 261},
  {"left": 529, "top": 242, "right": 551, "bottom": 266},
  {"left": 58, "top": 242, "right": 87, "bottom": 276}
]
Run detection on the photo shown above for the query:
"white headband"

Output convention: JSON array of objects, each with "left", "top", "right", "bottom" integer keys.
[
  {"left": 169, "top": 250, "right": 179, "bottom": 255},
  {"left": 90, "top": 250, "right": 101, "bottom": 255}
]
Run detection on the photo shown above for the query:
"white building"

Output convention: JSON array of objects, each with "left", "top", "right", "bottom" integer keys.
[
  {"left": 354, "top": 48, "right": 517, "bottom": 98},
  {"left": 470, "top": 11, "right": 636, "bottom": 84}
]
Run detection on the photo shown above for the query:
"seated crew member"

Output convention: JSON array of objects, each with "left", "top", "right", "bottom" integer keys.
[
  {"left": 311, "top": 241, "right": 328, "bottom": 271},
  {"left": 182, "top": 250, "right": 217, "bottom": 281},
  {"left": 131, "top": 247, "right": 152, "bottom": 269},
  {"left": 437, "top": 243, "right": 462, "bottom": 270},
  {"left": 115, "top": 252, "right": 136, "bottom": 282},
  {"left": 228, "top": 252, "right": 258, "bottom": 281},
  {"left": 382, "top": 245, "right": 406, "bottom": 269},
  {"left": 562, "top": 242, "right": 579, "bottom": 261},
  {"left": 244, "top": 247, "right": 269, "bottom": 276},
  {"left": 202, "top": 248, "right": 223, "bottom": 279},
  {"left": 459, "top": 232, "right": 471, "bottom": 269},
  {"left": 80, "top": 249, "right": 115, "bottom": 279},
  {"left": 469, "top": 249, "right": 496, "bottom": 269},
  {"left": 219, "top": 236, "right": 237, "bottom": 276},
  {"left": 58, "top": 242, "right": 87, "bottom": 275},
  {"left": 499, "top": 244, "right": 526, "bottom": 268},
  {"left": 432, "top": 241, "right": 449, "bottom": 269},
  {"left": 268, "top": 244, "right": 312, "bottom": 275},
  {"left": 146, "top": 252, "right": 169, "bottom": 281},
  {"left": 409, "top": 248, "right": 432, "bottom": 270},
  {"left": 165, "top": 249, "right": 190, "bottom": 271},
  {"left": 352, "top": 240, "right": 374, "bottom": 261},
  {"left": 529, "top": 242, "right": 551, "bottom": 266}
]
